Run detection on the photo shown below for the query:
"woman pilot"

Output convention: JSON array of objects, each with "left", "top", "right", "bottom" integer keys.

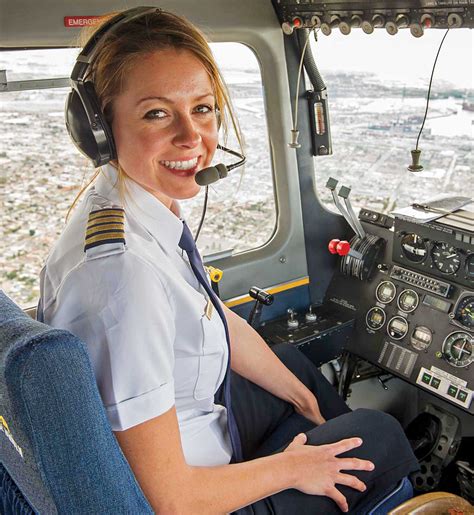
[{"left": 37, "top": 7, "right": 418, "bottom": 514}]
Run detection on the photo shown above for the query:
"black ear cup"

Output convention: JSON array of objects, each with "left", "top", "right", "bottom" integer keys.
[
  {"left": 65, "top": 82, "right": 116, "bottom": 168},
  {"left": 64, "top": 7, "right": 159, "bottom": 167}
]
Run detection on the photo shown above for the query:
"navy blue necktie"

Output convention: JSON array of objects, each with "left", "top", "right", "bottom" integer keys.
[{"left": 179, "top": 221, "right": 243, "bottom": 462}]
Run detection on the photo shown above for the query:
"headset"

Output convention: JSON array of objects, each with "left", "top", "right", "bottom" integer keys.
[{"left": 65, "top": 5, "right": 246, "bottom": 185}]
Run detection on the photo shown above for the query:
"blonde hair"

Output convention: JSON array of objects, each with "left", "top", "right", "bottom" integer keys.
[{"left": 67, "top": 8, "right": 243, "bottom": 218}]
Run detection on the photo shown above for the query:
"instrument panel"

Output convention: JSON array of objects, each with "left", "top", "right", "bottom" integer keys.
[
  {"left": 272, "top": 1, "right": 474, "bottom": 32},
  {"left": 325, "top": 213, "right": 474, "bottom": 414}
]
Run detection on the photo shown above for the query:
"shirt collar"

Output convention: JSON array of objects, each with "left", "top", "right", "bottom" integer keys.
[{"left": 95, "top": 164, "right": 184, "bottom": 254}]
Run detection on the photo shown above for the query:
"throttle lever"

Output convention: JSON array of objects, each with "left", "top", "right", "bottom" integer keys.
[
  {"left": 326, "top": 178, "right": 360, "bottom": 236},
  {"left": 338, "top": 185, "right": 366, "bottom": 239},
  {"left": 328, "top": 239, "right": 363, "bottom": 260}
]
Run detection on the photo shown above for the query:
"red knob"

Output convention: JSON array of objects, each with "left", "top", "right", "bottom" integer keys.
[
  {"left": 336, "top": 240, "right": 351, "bottom": 256},
  {"left": 328, "top": 239, "right": 340, "bottom": 254}
]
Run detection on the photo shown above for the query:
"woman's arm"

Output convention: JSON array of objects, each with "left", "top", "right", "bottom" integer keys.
[
  {"left": 115, "top": 405, "right": 372, "bottom": 514},
  {"left": 223, "top": 304, "right": 325, "bottom": 425}
]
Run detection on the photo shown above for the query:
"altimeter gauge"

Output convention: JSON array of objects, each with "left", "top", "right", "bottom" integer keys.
[
  {"left": 431, "top": 242, "right": 461, "bottom": 275},
  {"left": 442, "top": 331, "right": 473, "bottom": 368},
  {"left": 401, "top": 233, "right": 427, "bottom": 263}
]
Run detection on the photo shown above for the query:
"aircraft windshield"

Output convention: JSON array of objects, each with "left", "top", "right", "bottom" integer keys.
[{"left": 310, "top": 29, "right": 473, "bottom": 214}]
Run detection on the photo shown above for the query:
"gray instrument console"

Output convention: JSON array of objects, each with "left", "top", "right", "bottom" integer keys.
[{"left": 325, "top": 210, "right": 474, "bottom": 414}]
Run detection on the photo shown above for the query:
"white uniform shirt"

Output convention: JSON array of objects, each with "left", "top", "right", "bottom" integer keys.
[{"left": 38, "top": 164, "right": 232, "bottom": 466}]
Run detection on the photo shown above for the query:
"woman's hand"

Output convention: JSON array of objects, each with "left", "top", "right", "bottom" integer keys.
[
  {"left": 283, "top": 433, "right": 375, "bottom": 513},
  {"left": 293, "top": 390, "right": 326, "bottom": 426}
]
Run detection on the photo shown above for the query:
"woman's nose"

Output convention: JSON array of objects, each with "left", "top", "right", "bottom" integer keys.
[{"left": 173, "top": 114, "right": 202, "bottom": 148}]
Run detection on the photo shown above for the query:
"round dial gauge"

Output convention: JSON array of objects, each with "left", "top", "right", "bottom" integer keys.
[
  {"left": 442, "top": 331, "right": 473, "bottom": 368},
  {"left": 376, "top": 281, "right": 396, "bottom": 304},
  {"left": 455, "top": 296, "right": 474, "bottom": 330},
  {"left": 431, "top": 242, "right": 461, "bottom": 275},
  {"left": 387, "top": 316, "right": 409, "bottom": 340},
  {"left": 410, "top": 326, "right": 432, "bottom": 351},
  {"left": 466, "top": 254, "right": 474, "bottom": 280},
  {"left": 397, "top": 289, "right": 419, "bottom": 313},
  {"left": 366, "top": 307, "right": 386, "bottom": 331},
  {"left": 401, "top": 233, "right": 427, "bottom": 263}
]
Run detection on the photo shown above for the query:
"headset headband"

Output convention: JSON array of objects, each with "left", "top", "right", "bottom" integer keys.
[{"left": 71, "top": 6, "right": 161, "bottom": 83}]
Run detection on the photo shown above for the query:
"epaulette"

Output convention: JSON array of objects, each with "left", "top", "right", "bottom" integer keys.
[{"left": 84, "top": 207, "right": 126, "bottom": 252}]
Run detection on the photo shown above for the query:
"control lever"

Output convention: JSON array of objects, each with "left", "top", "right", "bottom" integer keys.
[
  {"left": 326, "top": 177, "right": 360, "bottom": 236},
  {"left": 248, "top": 286, "right": 273, "bottom": 328},
  {"left": 338, "top": 185, "right": 366, "bottom": 239},
  {"left": 287, "top": 308, "right": 299, "bottom": 329},
  {"left": 305, "top": 304, "right": 317, "bottom": 323}
]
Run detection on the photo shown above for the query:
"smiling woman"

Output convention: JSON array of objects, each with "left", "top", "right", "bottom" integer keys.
[{"left": 34, "top": 7, "right": 419, "bottom": 514}]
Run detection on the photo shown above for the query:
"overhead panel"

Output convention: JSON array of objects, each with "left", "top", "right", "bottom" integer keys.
[{"left": 271, "top": 1, "right": 474, "bottom": 36}]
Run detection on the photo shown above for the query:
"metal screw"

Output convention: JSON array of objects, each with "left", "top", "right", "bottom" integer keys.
[{"left": 279, "top": 256, "right": 287, "bottom": 263}]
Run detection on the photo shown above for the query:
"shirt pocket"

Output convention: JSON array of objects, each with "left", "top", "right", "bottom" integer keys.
[{"left": 193, "top": 299, "right": 228, "bottom": 401}]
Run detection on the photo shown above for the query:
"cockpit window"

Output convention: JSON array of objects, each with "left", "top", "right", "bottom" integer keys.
[
  {"left": 311, "top": 29, "right": 473, "bottom": 214},
  {"left": 0, "top": 43, "right": 274, "bottom": 307}
]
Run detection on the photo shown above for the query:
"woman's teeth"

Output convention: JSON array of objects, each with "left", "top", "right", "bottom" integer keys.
[{"left": 160, "top": 157, "right": 198, "bottom": 170}]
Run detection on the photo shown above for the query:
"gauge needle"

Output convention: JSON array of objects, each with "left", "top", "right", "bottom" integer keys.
[
  {"left": 458, "top": 340, "right": 469, "bottom": 357},
  {"left": 446, "top": 253, "right": 458, "bottom": 259}
]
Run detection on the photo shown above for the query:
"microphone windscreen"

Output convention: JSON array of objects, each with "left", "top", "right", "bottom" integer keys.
[{"left": 195, "top": 166, "right": 220, "bottom": 186}]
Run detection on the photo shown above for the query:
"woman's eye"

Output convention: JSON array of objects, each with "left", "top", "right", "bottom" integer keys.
[
  {"left": 195, "top": 104, "right": 214, "bottom": 114},
  {"left": 144, "top": 109, "right": 167, "bottom": 120}
]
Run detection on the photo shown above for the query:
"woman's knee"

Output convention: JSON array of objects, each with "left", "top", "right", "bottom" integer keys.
[
  {"left": 354, "top": 408, "right": 402, "bottom": 436},
  {"left": 350, "top": 409, "right": 415, "bottom": 464}
]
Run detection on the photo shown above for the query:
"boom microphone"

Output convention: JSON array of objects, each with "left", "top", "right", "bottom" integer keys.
[{"left": 195, "top": 144, "right": 246, "bottom": 186}]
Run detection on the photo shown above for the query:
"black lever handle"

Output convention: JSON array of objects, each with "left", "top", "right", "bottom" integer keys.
[
  {"left": 248, "top": 286, "right": 274, "bottom": 327},
  {"left": 249, "top": 286, "right": 274, "bottom": 306}
]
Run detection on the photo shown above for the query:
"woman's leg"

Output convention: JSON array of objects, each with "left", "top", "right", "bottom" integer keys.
[
  {"left": 229, "top": 344, "right": 418, "bottom": 513},
  {"left": 249, "top": 409, "right": 419, "bottom": 515},
  {"left": 229, "top": 343, "right": 350, "bottom": 460}
]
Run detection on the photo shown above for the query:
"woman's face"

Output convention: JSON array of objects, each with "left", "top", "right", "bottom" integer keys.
[{"left": 111, "top": 48, "right": 219, "bottom": 208}]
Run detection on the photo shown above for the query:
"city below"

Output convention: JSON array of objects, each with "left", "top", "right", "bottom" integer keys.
[{"left": 1, "top": 66, "right": 472, "bottom": 306}]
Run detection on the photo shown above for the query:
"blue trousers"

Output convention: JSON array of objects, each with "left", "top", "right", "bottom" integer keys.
[{"left": 229, "top": 344, "right": 419, "bottom": 514}]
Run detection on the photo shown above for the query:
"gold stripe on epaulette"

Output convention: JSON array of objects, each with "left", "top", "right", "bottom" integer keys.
[
  {"left": 85, "top": 230, "right": 124, "bottom": 243},
  {"left": 85, "top": 230, "right": 125, "bottom": 248},
  {"left": 88, "top": 208, "right": 124, "bottom": 222},
  {"left": 85, "top": 223, "right": 124, "bottom": 238},
  {"left": 87, "top": 216, "right": 124, "bottom": 228},
  {"left": 84, "top": 208, "right": 126, "bottom": 252},
  {"left": 86, "top": 218, "right": 124, "bottom": 231}
]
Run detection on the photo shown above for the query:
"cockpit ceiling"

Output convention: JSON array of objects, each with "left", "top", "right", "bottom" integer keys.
[
  {"left": 0, "top": 0, "right": 279, "bottom": 48},
  {"left": 271, "top": 0, "right": 474, "bottom": 31}
]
